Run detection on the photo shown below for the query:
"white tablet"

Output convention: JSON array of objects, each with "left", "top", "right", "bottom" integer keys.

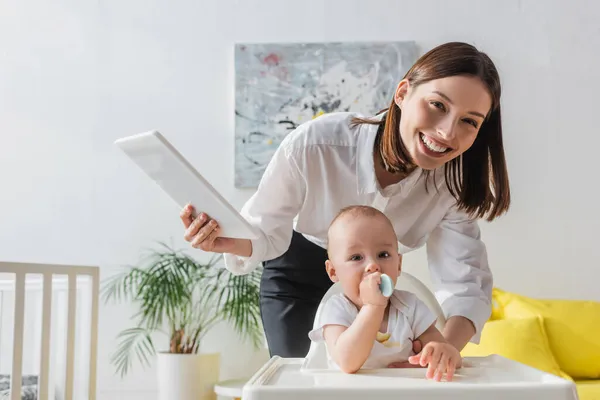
[{"left": 114, "top": 130, "right": 259, "bottom": 240}]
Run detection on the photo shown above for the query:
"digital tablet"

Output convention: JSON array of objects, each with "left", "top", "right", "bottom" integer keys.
[{"left": 114, "top": 130, "right": 259, "bottom": 240}]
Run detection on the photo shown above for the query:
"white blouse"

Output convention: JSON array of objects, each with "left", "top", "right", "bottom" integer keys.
[{"left": 223, "top": 111, "right": 492, "bottom": 342}]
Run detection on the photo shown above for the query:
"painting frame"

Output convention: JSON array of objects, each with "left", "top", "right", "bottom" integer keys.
[{"left": 234, "top": 40, "right": 419, "bottom": 188}]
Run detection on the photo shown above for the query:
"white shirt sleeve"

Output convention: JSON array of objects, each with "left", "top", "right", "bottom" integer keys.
[
  {"left": 425, "top": 205, "right": 493, "bottom": 344},
  {"left": 308, "top": 295, "right": 357, "bottom": 342},
  {"left": 222, "top": 128, "right": 307, "bottom": 275}
]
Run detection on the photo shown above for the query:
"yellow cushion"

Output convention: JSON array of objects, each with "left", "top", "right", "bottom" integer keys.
[
  {"left": 461, "top": 317, "right": 571, "bottom": 381},
  {"left": 494, "top": 288, "right": 600, "bottom": 379},
  {"left": 489, "top": 293, "right": 503, "bottom": 321},
  {"left": 576, "top": 380, "right": 600, "bottom": 400}
]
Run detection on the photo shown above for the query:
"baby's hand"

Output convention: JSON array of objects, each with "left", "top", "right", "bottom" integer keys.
[
  {"left": 359, "top": 273, "right": 388, "bottom": 307},
  {"left": 408, "top": 341, "right": 461, "bottom": 382}
]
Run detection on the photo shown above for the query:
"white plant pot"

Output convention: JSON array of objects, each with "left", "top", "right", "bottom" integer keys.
[{"left": 157, "top": 352, "right": 220, "bottom": 400}]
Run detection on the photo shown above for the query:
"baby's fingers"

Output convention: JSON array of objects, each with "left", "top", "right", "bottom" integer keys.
[
  {"left": 435, "top": 353, "right": 450, "bottom": 382},
  {"left": 408, "top": 355, "right": 421, "bottom": 365},
  {"left": 419, "top": 345, "right": 433, "bottom": 367},
  {"left": 426, "top": 350, "right": 442, "bottom": 380},
  {"left": 446, "top": 359, "right": 456, "bottom": 382},
  {"left": 368, "top": 272, "right": 382, "bottom": 287}
]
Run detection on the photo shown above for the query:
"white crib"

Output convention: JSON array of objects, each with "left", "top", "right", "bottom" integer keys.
[{"left": 0, "top": 262, "right": 99, "bottom": 400}]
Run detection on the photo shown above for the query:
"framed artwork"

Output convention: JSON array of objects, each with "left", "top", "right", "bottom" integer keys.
[{"left": 234, "top": 41, "right": 418, "bottom": 188}]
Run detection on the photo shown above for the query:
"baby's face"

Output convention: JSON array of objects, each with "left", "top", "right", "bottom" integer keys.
[{"left": 326, "top": 213, "right": 401, "bottom": 308}]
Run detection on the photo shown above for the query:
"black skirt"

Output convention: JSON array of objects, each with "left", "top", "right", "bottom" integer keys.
[{"left": 260, "top": 230, "right": 332, "bottom": 357}]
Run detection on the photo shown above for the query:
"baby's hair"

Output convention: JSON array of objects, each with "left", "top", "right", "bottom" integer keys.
[
  {"left": 329, "top": 205, "right": 388, "bottom": 228},
  {"left": 327, "top": 205, "right": 395, "bottom": 254}
]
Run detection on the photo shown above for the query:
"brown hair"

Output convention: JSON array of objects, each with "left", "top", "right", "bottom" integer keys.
[
  {"left": 329, "top": 205, "right": 391, "bottom": 227},
  {"left": 327, "top": 205, "right": 396, "bottom": 256},
  {"left": 352, "top": 42, "right": 510, "bottom": 222}
]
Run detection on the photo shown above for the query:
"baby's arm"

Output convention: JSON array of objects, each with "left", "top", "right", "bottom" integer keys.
[
  {"left": 322, "top": 273, "right": 389, "bottom": 373},
  {"left": 323, "top": 304, "right": 386, "bottom": 373}
]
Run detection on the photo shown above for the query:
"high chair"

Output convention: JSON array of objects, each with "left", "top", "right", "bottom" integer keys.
[{"left": 242, "top": 272, "right": 579, "bottom": 400}]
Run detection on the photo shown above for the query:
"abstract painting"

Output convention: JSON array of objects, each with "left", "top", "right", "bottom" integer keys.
[{"left": 234, "top": 41, "right": 418, "bottom": 188}]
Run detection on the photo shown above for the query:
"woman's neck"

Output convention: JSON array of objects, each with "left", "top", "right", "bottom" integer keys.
[
  {"left": 374, "top": 150, "right": 414, "bottom": 189},
  {"left": 372, "top": 119, "right": 416, "bottom": 190}
]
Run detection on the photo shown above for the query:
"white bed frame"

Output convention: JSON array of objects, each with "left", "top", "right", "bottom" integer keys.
[{"left": 0, "top": 262, "right": 99, "bottom": 400}]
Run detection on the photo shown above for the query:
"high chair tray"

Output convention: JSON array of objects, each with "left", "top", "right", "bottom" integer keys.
[{"left": 242, "top": 355, "right": 578, "bottom": 400}]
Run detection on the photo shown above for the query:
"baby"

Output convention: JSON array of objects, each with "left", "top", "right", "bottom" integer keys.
[{"left": 308, "top": 205, "right": 461, "bottom": 381}]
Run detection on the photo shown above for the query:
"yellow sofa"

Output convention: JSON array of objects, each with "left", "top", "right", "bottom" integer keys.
[{"left": 461, "top": 288, "right": 600, "bottom": 400}]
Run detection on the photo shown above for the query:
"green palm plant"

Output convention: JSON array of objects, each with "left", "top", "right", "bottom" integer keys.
[{"left": 101, "top": 242, "right": 263, "bottom": 377}]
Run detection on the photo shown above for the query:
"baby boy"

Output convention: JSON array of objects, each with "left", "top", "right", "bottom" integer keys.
[{"left": 308, "top": 205, "right": 461, "bottom": 381}]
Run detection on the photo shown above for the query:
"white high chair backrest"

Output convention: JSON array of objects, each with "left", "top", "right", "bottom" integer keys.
[{"left": 301, "top": 271, "right": 445, "bottom": 370}]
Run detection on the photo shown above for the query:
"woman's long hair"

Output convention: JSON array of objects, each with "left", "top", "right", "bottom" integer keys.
[{"left": 353, "top": 42, "right": 510, "bottom": 222}]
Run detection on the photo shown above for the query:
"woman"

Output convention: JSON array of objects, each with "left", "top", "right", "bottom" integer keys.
[{"left": 181, "top": 41, "right": 510, "bottom": 359}]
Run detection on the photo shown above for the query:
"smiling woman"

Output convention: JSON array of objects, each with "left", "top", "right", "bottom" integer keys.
[
  {"left": 408, "top": 80, "right": 490, "bottom": 161},
  {"left": 179, "top": 41, "right": 512, "bottom": 362},
  {"left": 355, "top": 42, "right": 508, "bottom": 222}
]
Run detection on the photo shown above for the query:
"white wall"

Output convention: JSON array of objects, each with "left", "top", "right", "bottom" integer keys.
[{"left": 1, "top": 0, "right": 599, "bottom": 397}]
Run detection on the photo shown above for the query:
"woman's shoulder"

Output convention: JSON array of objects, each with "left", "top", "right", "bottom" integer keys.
[{"left": 282, "top": 111, "right": 372, "bottom": 152}]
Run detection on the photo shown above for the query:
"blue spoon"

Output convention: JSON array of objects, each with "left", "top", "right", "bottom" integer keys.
[{"left": 379, "top": 274, "right": 394, "bottom": 297}]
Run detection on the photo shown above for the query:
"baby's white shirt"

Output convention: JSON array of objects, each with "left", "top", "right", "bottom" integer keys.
[{"left": 308, "top": 289, "right": 437, "bottom": 370}]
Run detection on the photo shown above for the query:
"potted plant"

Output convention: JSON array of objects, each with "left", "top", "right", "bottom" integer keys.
[{"left": 101, "top": 242, "right": 263, "bottom": 400}]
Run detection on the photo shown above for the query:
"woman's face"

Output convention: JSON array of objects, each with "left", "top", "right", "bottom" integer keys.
[{"left": 395, "top": 75, "right": 493, "bottom": 170}]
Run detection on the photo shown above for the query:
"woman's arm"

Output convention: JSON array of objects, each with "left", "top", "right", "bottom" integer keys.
[
  {"left": 412, "top": 316, "right": 474, "bottom": 352},
  {"left": 415, "top": 322, "right": 446, "bottom": 346},
  {"left": 219, "top": 238, "right": 253, "bottom": 257},
  {"left": 222, "top": 128, "right": 309, "bottom": 275},
  {"left": 442, "top": 316, "right": 476, "bottom": 351},
  {"left": 426, "top": 204, "right": 493, "bottom": 348}
]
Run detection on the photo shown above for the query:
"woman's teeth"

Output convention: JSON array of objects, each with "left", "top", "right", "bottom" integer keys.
[{"left": 420, "top": 133, "right": 448, "bottom": 153}]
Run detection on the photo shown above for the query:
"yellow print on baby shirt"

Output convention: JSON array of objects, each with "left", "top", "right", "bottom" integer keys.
[{"left": 376, "top": 332, "right": 402, "bottom": 348}]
